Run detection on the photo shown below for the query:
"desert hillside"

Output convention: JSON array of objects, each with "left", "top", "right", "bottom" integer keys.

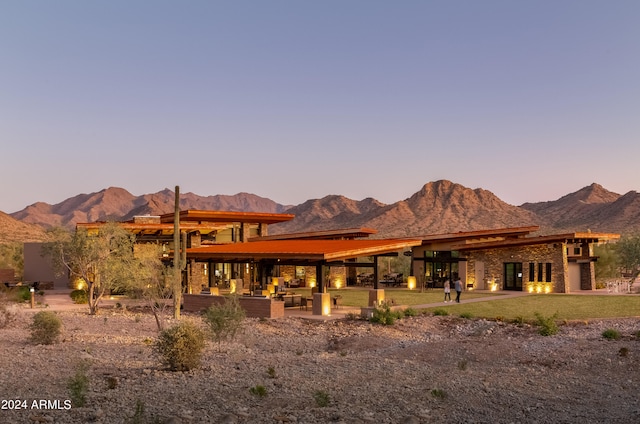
[{"left": 4, "top": 180, "right": 640, "bottom": 242}]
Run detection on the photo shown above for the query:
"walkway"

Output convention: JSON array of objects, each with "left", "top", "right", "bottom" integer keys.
[{"left": 25, "top": 287, "right": 635, "bottom": 320}]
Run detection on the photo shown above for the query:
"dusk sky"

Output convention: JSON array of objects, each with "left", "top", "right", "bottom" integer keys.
[{"left": 2, "top": 1, "right": 639, "bottom": 214}]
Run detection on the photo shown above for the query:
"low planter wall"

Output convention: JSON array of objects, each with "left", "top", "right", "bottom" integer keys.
[{"left": 183, "top": 294, "right": 285, "bottom": 319}]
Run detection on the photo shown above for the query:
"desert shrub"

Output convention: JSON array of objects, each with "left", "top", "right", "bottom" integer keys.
[
  {"left": 619, "top": 347, "right": 629, "bottom": 357},
  {"left": 345, "top": 312, "right": 360, "bottom": 320},
  {"left": 70, "top": 289, "right": 88, "bottom": 304},
  {"left": 403, "top": 307, "right": 418, "bottom": 317},
  {"left": 14, "top": 286, "right": 31, "bottom": 302},
  {"left": 0, "top": 292, "right": 21, "bottom": 329},
  {"left": 432, "top": 308, "right": 449, "bottom": 316},
  {"left": 534, "top": 312, "right": 559, "bottom": 336},
  {"left": 457, "top": 359, "right": 468, "bottom": 371},
  {"left": 154, "top": 321, "right": 206, "bottom": 371},
  {"left": 313, "top": 390, "right": 330, "bottom": 407},
  {"left": 29, "top": 311, "right": 62, "bottom": 344},
  {"left": 431, "top": 388, "right": 447, "bottom": 399},
  {"left": 67, "top": 361, "right": 90, "bottom": 407},
  {"left": 203, "top": 296, "right": 245, "bottom": 349},
  {"left": 370, "top": 302, "right": 401, "bottom": 325},
  {"left": 602, "top": 328, "right": 621, "bottom": 340},
  {"left": 459, "top": 312, "right": 473, "bottom": 319},
  {"left": 512, "top": 315, "right": 526, "bottom": 326},
  {"left": 250, "top": 385, "right": 267, "bottom": 397},
  {"left": 267, "top": 366, "right": 276, "bottom": 379}
]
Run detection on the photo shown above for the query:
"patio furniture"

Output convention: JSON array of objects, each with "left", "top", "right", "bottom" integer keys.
[
  {"left": 300, "top": 296, "right": 313, "bottom": 311},
  {"left": 332, "top": 295, "right": 342, "bottom": 309}
]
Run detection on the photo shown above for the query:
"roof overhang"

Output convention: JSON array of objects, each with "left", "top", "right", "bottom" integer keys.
[
  {"left": 418, "top": 226, "right": 540, "bottom": 245},
  {"left": 251, "top": 227, "right": 378, "bottom": 241},
  {"left": 160, "top": 210, "right": 295, "bottom": 224},
  {"left": 452, "top": 232, "right": 620, "bottom": 251},
  {"left": 184, "top": 239, "right": 422, "bottom": 263}
]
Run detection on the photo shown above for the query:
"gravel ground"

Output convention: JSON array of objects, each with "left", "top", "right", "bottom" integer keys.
[{"left": 1, "top": 303, "right": 640, "bottom": 424}]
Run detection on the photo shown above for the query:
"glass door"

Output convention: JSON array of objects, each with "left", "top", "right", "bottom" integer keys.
[{"left": 504, "top": 262, "right": 523, "bottom": 290}]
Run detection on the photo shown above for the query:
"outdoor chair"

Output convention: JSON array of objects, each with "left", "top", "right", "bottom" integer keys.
[
  {"left": 300, "top": 296, "right": 312, "bottom": 311},
  {"left": 332, "top": 295, "right": 342, "bottom": 309}
]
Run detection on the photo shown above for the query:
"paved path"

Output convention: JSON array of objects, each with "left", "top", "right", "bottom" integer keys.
[{"left": 27, "top": 287, "right": 634, "bottom": 320}]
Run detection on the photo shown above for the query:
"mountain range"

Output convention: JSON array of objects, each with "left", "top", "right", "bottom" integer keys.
[{"left": 1, "top": 180, "right": 638, "bottom": 243}]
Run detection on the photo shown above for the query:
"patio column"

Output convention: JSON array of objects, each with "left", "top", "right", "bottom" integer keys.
[
  {"left": 373, "top": 256, "right": 379, "bottom": 289},
  {"left": 316, "top": 264, "right": 323, "bottom": 292}
]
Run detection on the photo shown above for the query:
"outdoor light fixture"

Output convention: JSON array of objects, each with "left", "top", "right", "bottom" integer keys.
[
  {"left": 334, "top": 277, "right": 343, "bottom": 289},
  {"left": 407, "top": 276, "right": 416, "bottom": 290},
  {"left": 322, "top": 294, "right": 331, "bottom": 316}
]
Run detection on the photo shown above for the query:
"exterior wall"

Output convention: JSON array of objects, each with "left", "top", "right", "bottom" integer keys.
[
  {"left": 465, "top": 243, "right": 569, "bottom": 293},
  {"left": 0, "top": 269, "right": 15, "bottom": 283},
  {"left": 188, "top": 260, "right": 207, "bottom": 294},
  {"left": 580, "top": 262, "right": 596, "bottom": 290},
  {"left": 182, "top": 294, "right": 285, "bottom": 318},
  {"left": 304, "top": 266, "right": 317, "bottom": 287},
  {"left": 329, "top": 266, "right": 347, "bottom": 289},
  {"left": 280, "top": 265, "right": 296, "bottom": 283},
  {"left": 23, "top": 243, "right": 69, "bottom": 290}
]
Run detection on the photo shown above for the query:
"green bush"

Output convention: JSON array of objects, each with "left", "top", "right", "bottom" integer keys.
[
  {"left": 250, "top": 385, "right": 267, "bottom": 397},
  {"left": 203, "top": 296, "right": 246, "bottom": 349},
  {"left": 370, "top": 302, "right": 401, "bottom": 325},
  {"left": 431, "top": 388, "right": 447, "bottom": 399},
  {"left": 459, "top": 312, "right": 473, "bottom": 319},
  {"left": 154, "top": 321, "right": 206, "bottom": 371},
  {"left": 29, "top": 311, "right": 62, "bottom": 345},
  {"left": 70, "top": 289, "right": 88, "bottom": 304},
  {"left": 15, "top": 286, "right": 31, "bottom": 302},
  {"left": 534, "top": 312, "right": 559, "bottom": 336},
  {"left": 602, "top": 328, "right": 621, "bottom": 340},
  {"left": 313, "top": 390, "right": 330, "bottom": 407},
  {"left": 432, "top": 308, "right": 449, "bottom": 316},
  {"left": 67, "top": 362, "right": 90, "bottom": 407},
  {"left": 403, "top": 307, "right": 418, "bottom": 317}
]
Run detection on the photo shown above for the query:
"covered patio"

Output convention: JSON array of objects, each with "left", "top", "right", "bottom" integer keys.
[{"left": 183, "top": 238, "right": 422, "bottom": 317}]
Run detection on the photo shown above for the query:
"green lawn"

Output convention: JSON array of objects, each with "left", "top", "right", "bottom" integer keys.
[
  {"left": 283, "top": 288, "right": 640, "bottom": 320},
  {"left": 425, "top": 294, "right": 640, "bottom": 321},
  {"left": 287, "top": 287, "right": 500, "bottom": 307}
]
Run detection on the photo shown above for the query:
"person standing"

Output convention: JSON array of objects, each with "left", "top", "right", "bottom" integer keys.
[
  {"left": 454, "top": 277, "right": 463, "bottom": 303},
  {"left": 443, "top": 279, "right": 451, "bottom": 303}
]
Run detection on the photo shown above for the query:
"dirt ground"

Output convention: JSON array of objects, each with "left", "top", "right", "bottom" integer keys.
[{"left": 1, "top": 299, "right": 640, "bottom": 424}]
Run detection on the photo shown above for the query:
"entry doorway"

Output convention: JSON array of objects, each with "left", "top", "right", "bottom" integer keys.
[{"left": 504, "top": 262, "right": 523, "bottom": 290}]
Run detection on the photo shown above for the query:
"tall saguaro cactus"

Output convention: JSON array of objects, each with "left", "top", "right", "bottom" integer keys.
[{"left": 173, "top": 186, "right": 185, "bottom": 320}]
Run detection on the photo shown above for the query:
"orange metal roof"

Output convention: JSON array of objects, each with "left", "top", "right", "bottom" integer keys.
[
  {"left": 160, "top": 210, "right": 295, "bottom": 224},
  {"left": 186, "top": 239, "right": 422, "bottom": 262}
]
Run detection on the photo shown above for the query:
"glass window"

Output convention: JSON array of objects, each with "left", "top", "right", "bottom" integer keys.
[
  {"left": 545, "top": 263, "right": 552, "bottom": 282},
  {"left": 529, "top": 263, "right": 535, "bottom": 281}
]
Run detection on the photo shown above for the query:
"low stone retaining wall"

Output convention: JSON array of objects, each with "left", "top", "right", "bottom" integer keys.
[{"left": 183, "top": 294, "right": 285, "bottom": 319}]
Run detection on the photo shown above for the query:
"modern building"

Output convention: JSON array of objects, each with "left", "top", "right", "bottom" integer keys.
[{"left": 409, "top": 226, "right": 620, "bottom": 293}]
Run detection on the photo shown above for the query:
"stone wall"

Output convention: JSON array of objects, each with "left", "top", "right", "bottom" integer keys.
[
  {"left": 466, "top": 243, "right": 569, "bottom": 293},
  {"left": 183, "top": 294, "right": 285, "bottom": 318},
  {"left": 329, "top": 266, "right": 347, "bottom": 289}
]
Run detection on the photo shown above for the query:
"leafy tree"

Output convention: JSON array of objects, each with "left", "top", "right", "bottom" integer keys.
[
  {"left": 129, "top": 243, "right": 174, "bottom": 331},
  {"left": 616, "top": 234, "right": 640, "bottom": 281},
  {"left": 594, "top": 243, "right": 620, "bottom": 284},
  {"left": 44, "top": 223, "right": 136, "bottom": 314},
  {"left": 0, "top": 242, "right": 23, "bottom": 280},
  {"left": 203, "top": 295, "right": 245, "bottom": 351}
]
